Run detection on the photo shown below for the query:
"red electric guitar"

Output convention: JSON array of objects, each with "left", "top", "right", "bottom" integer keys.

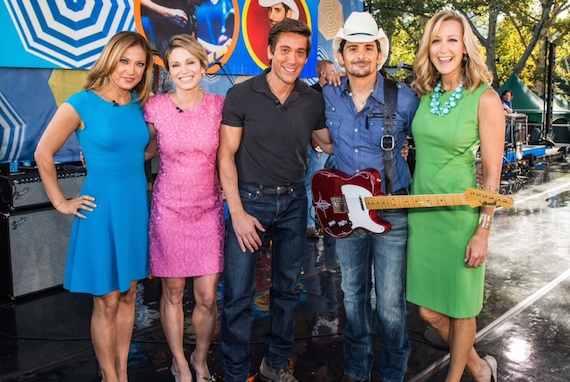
[{"left": 311, "top": 168, "right": 514, "bottom": 239}]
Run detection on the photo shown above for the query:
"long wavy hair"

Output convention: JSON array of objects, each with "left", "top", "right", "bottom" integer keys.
[
  {"left": 84, "top": 31, "right": 153, "bottom": 105},
  {"left": 412, "top": 10, "right": 493, "bottom": 96}
]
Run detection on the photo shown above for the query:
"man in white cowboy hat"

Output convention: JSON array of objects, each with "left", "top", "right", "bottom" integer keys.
[
  {"left": 258, "top": 0, "right": 299, "bottom": 28},
  {"left": 318, "top": 11, "right": 419, "bottom": 382}
]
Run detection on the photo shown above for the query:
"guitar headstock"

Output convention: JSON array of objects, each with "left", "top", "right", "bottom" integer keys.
[{"left": 463, "top": 188, "right": 514, "bottom": 208}]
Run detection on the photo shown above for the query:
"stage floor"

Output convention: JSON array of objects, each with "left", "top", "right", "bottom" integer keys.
[{"left": 1, "top": 159, "right": 569, "bottom": 382}]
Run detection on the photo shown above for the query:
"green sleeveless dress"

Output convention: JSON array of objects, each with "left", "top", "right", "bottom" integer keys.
[{"left": 407, "top": 84, "right": 490, "bottom": 318}]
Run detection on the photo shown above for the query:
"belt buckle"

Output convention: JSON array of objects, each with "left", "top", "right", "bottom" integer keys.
[{"left": 381, "top": 134, "right": 395, "bottom": 150}]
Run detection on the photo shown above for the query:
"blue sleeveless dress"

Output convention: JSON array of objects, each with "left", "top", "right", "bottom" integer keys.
[{"left": 64, "top": 90, "right": 149, "bottom": 296}]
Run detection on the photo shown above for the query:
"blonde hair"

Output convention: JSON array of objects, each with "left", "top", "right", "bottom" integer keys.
[
  {"left": 163, "top": 34, "right": 208, "bottom": 71},
  {"left": 412, "top": 10, "right": 493, "bottom": 96},
  {"left": 84, "top": 31, "right": 153, "bottom": 105}
]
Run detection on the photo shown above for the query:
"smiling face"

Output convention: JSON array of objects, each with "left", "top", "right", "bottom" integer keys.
[
  {"left": 429, "top": 19, "right": 466, "bottom": 80},
  {"left": 167, "top": 47, "right": 205, "bottom": 91},
  {"left": 109, "top": 45, "right": 147, "bottom": 92},
  {"left": 267, "top": 32, "right": 308, "bottom": 85},
  {"left": 339, "top": 40, "right": 382, "bottom": 79},
  {"left": 502, "top": 91, "right": 513, "bottom": 102}
]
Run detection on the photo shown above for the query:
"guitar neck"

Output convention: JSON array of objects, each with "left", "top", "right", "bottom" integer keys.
[
  {"left": 365, "top": 194, "right": 468, "bottom": 210},
  {"left": 208, "top": 45, "right": 229, "bottom": 64}
]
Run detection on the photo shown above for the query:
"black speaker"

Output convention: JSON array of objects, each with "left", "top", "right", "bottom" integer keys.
[
  {"left": 1, "top": 207, "right": 73, "bottom": 298},
  {"left": 0, "top": 166, "right": 86, "bottom": 211}
]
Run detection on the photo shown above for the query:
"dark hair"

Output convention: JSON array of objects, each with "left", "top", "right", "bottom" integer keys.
[
  {"left": 501, "top": 90, "right": 513, "bottom": 97},
  {"left": 268, "top": 18, "right": 312, "bottom": 56},
  {"left": 338, "top": 39, "right": 380, "bottom": 55}
]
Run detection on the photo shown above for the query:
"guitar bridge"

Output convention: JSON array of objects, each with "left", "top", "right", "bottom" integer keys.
[{"left": 331, "top": 196, "right": 348, "bottom": 214}]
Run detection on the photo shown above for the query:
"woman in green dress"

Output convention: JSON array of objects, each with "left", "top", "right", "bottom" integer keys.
[{"left": 407, "top": 10, "right": 504, "bottom": 382}]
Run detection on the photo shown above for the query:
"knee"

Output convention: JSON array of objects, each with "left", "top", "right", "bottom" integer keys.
[
  {"left": 196, "top": 291, "right": 217, "bottom": 312},
  {"left": 419, "top": 307, "right": 444, "bottom": 326},
  {"left": 94, "top": 297, "right": 121, "bottom": 318},
  {"left": 121, "top": 287, "right": 138, "bottom": 306},
  {"left": 162, "top": 284, "right": 185, "bottom": 305}
]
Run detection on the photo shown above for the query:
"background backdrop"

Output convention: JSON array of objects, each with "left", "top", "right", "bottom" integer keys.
[{"left": 0, "top": 0, "right": 362, "bottom": 164}]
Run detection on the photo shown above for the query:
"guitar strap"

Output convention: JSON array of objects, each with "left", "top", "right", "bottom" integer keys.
[{"left": 381, "top": 78, "right": 398, "bottom": 195}]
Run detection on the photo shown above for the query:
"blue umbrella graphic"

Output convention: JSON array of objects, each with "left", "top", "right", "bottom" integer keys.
[{"left": 5, "top": 0, "right": 135, "bottom": 69}]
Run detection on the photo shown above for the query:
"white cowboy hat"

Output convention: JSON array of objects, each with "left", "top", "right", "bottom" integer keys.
[
  {"left": 332, "top": 11, "right": 389, "bottom": 70},
  {"left": 258, "top": 0, "right": 300, "bottom": 20}
]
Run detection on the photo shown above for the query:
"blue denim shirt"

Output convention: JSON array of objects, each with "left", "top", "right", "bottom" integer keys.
[{"left": 322, "top": 75, "right": 419, "bottom": 194}]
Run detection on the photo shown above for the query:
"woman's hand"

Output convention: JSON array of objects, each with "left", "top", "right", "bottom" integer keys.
[
  {"left": 464, "top": 229, "right": 490, "bottom": 268},
  {"left": 56, "top": 195, "right": 97, "bottom": 219}
]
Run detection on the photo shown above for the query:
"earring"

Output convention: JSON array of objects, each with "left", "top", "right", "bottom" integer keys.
[{"left": 463, "top": 54, "right": 469, "bottom": 62}]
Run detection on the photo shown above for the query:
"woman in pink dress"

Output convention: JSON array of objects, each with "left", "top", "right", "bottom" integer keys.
[{"left": 144, "top": 34, "right": 224, "bottom": 382}]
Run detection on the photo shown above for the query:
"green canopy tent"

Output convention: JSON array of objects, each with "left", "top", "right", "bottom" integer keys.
[{"left": 497, "top": 74, "right": 570, "bottom": 123}]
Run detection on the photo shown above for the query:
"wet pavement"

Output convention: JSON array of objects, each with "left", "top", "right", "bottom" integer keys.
[{"left": 0, "top": 156, "right": 569, "bottom": 382}]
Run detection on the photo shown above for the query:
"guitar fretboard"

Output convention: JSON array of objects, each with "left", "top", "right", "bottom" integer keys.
[{"left": 365, "top": 194, "right": 468, "bottom": 210}]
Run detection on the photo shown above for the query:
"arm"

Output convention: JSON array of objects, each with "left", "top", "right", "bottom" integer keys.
[
  {"left": 34, "top": 103, "right": 96, "bottom": 218},
  {"left": 140, "top": 0, "right": 188, "bottom": 27},
  {"left": 217, "top": 124, "right": 265, "bottom": 252},
  {"left": 145, "top": 123, "right": 158, "bottom": 160},
  {"left": 197, "top": 37, "right": 231, "bottom": 55},
  {"left": 502, "top": 102, "right": 513, "bottom": 114},
  {"left": 465, "top": 88, "right": 505, "bottom": 268},
  {"left": 311, "top": 128, "right": 333, "bottom": 155}
]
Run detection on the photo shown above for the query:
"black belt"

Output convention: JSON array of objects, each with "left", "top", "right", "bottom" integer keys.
[
  {"left": 391, "top": 187, "right": 410, "bottom": 196},
  {"left": 240, "top": 181, "right": 304, "bottom": 195}
]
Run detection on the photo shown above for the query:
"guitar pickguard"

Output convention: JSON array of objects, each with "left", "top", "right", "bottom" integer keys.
[{"left": 311, "top": 168, "right": 391, "bottom": 238}]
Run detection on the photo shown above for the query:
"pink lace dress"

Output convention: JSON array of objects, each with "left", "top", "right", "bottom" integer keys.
[{"left": 144, "top": 93, "right": 224, "bottom": 277}]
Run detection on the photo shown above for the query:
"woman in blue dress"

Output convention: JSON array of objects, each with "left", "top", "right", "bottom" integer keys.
[{"left": 35, "top": 32, "right": 155, "bottom": 382}]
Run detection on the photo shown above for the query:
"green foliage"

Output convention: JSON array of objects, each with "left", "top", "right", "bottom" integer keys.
[{"left": 368, "top": 0, "right": 570, "bottom": 100}]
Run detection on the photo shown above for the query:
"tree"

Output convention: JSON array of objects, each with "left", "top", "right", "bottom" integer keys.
[{"left": 369, "top": 0, "right": 570, "bottom": 93}]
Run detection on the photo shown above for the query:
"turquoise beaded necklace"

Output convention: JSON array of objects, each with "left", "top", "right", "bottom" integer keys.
[{"left": 430, "top": 81, "right": 464, "bottom": 116}]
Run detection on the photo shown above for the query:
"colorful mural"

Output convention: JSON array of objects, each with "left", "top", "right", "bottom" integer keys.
[{"left": 0, "top": 0, "right": 363, "bottom": 163}]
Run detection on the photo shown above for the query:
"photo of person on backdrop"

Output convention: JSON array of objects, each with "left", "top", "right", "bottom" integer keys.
[
  {"left": 137, "top": 0, "right": 235, "bottom": 70},
  {"left": 243, "top": 0, "right": 306, "bottom": 69}
]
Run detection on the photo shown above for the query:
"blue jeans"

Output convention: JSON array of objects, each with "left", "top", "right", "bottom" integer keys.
[
  {"left": 336, "top": 209, "right": 410, "bottom": 382},
  {"left": 305, "top": 144, "right": 331, "bottom": 228},
  {"left": 221, "top": 183, "right": 307, "bottom": 382}
]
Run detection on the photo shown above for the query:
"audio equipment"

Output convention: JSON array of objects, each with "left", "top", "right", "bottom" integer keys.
[
  {"left": 1, "top": 206, "right": 73, "bottom": 298},
  {"left": 0, "top": 167, "right": 86, "bottom": 211}
]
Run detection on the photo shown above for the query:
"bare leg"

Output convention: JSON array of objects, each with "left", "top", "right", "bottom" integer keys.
[
  {"left": 115, "top": 282, "right": 138, "bottom": 382},
  {"left": 161, "top": 277, "right": 192, "bottom": 382},
  {"left": 92, "top": 291, "right": 121, "bottom": 382},
  {"left": 190, "top": 273, "right": 220, "bottom": 380},
  {"left": 419, "top": 307, "right": 492, "bottom": 382}
]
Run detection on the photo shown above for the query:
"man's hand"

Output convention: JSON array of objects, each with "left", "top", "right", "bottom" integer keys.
[
  {"left": 231, "top": 211, "right": 265, "bottom": 253},
  {"left": 401, "top": 140, "right": 409, "bottom": 159},
  {"left": 327, "top": 70, "right": 346, "bottom": 87}
]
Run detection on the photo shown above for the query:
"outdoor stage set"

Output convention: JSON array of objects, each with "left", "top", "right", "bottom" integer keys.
[{"left": 1, "top": 3, "right": 570, "bottom": 382}]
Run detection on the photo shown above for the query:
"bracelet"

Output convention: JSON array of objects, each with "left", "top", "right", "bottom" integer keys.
[
  {"left": 54, "top": 199, "right": 66, "bottom": 208},
  {"left": 478, "top": 214, "right": 493, "bottom": 230}
]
